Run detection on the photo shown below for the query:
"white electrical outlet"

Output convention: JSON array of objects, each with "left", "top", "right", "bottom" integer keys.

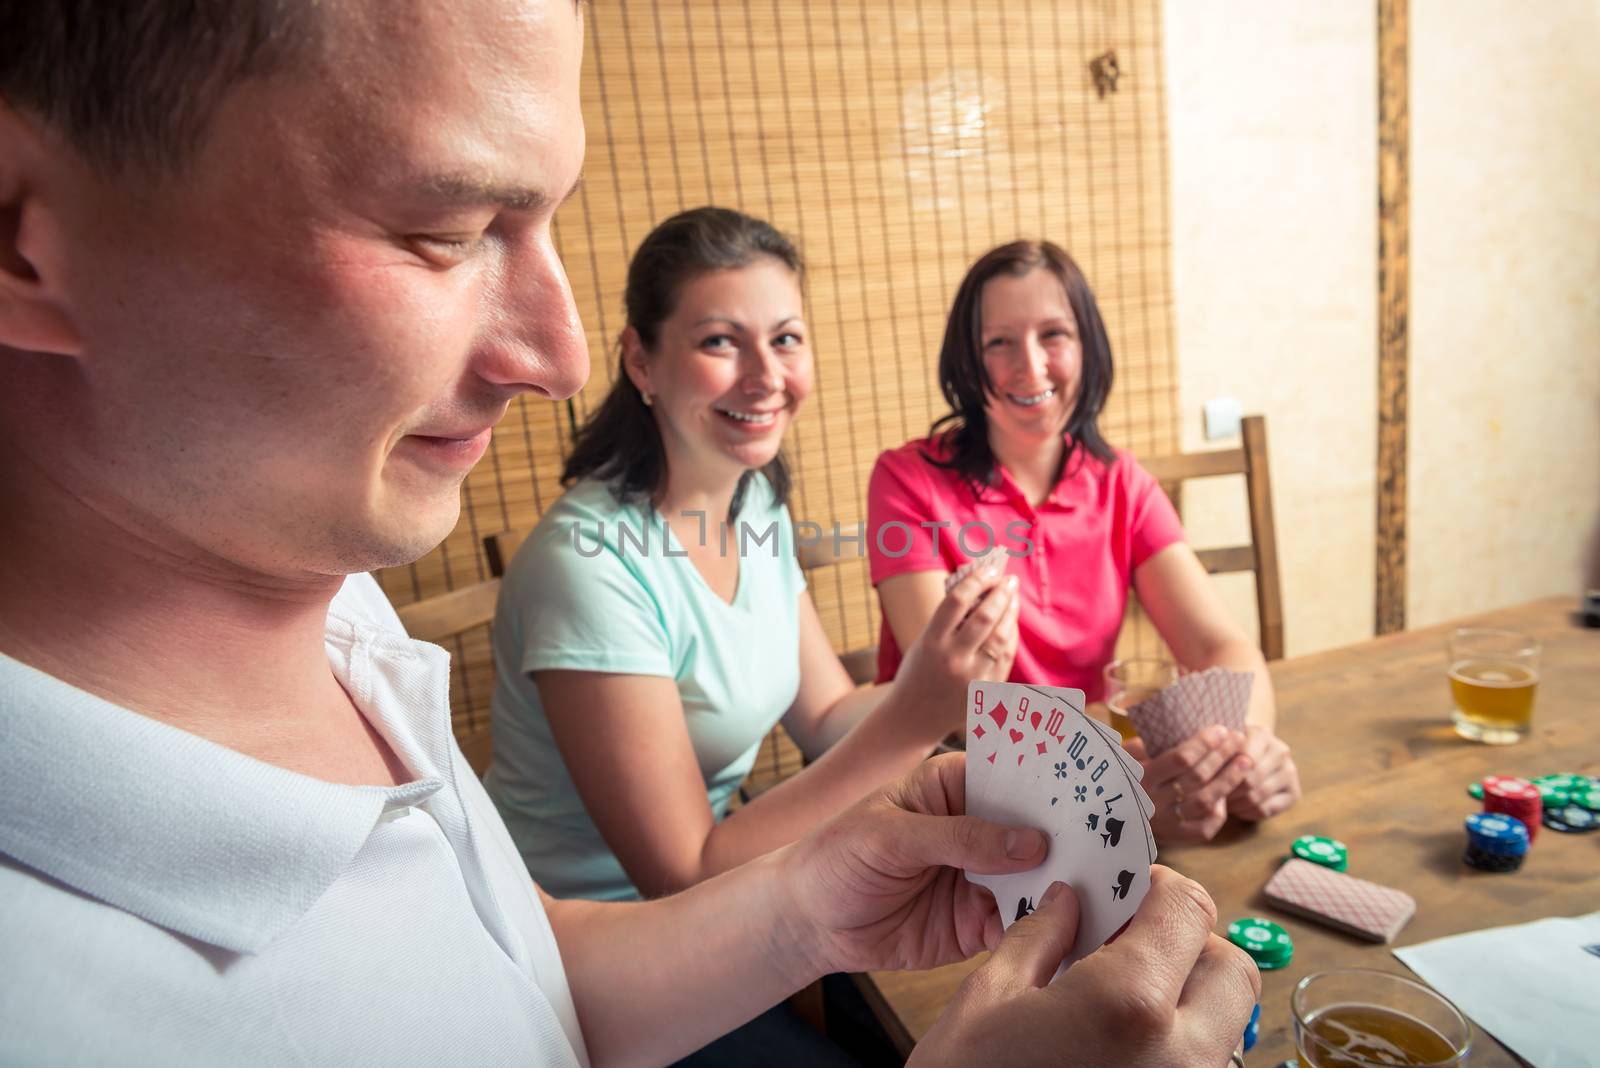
[{"left": 1203, "top": 396, "right": 1242, "bottom": 441}]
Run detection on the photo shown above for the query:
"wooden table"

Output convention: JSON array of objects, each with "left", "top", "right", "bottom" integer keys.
[{"left": 858, "top": 597, "right": 1598, "bottom": 1065}]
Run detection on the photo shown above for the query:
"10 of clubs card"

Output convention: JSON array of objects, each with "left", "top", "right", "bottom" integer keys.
[{"left": 964, "top": 680, "right": 1157, "bottom": 973}]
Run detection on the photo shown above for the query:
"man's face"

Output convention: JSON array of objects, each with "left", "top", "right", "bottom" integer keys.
[{"left": 32, "top": 0, "right": 588, "bottom": 576}]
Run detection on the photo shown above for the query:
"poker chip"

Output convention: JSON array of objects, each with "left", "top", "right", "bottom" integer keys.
[
  {"left": 1571, "top": 785, "right": 1600, "bottom": 813},
  {"left": 1482, "top": 776, "right": 1541, "bottom": 844},
  {"left": 1463, "top": 843, "right": 1525, "bottom": 872},
  {"left": 1228, "top": 917, "right": 1294, "bottom": 969},
  {"left": 1467, "top": 781, "right": 1484, "bottom": 800},
  {"left": 1535, "top": 780, "right": 1572, "bottom": 808},
  {"left": 1242, "top": 1003, "right": 1261, "bottom": 1052},
  {"left": 1535, "top": 773, "right": 1587, "bottom": 789},
  {"left": 1465, "top": 811, "right": 1529, "bottom": 858},
  {"left": 1542, "top": 804, "right": 1599, "bottom": 833},
  {"left": 1290, "top": 834, "right": 1349, "bottom": 871}
]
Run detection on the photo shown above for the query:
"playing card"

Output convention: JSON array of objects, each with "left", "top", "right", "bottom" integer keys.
[
  {"left": 1022, "top": 683, "right": 1154, "bottom": 825},
  {"left": 1126, "top": 667, "right": 1254, "bottom": 756},
  {"left": 966, "top": 689, "right": 1154, "bottom": 974},
  {"left": 965, "top": 681, "right": 1057, "bottom": 801},
  {"left": 1090, "top": 720, "right": 1157, "bottom": 852},
  {"left": 1262, "top": 858, "right": 1416, "bottom": 943},
  {"left": 945, "top": 542, "right": 1004, "bottom": 592},
  {"left": 1078, "top": 713, "right": 1158, "bottom": 860}
]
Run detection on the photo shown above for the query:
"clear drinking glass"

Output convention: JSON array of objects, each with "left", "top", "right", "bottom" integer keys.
[
  {"left": 1447, "top": 627, "right": 1540, "bottom": 744},
  {"left": 1292, "top": 969, "right": 1471, "bottom": 1068},
  {"left": 1103, "top": 656, "right": 1181, "bottom": 741}
]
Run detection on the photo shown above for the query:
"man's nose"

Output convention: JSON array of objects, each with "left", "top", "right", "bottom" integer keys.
[{"left": 477, "top": 234, "right": 590, "bottom": 401}]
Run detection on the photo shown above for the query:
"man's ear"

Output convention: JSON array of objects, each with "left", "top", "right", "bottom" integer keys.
[{"left": 0, "top": 101, "right": 84, "bottom": 358}]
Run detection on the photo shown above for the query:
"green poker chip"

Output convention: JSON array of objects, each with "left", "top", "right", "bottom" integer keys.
[
  {"left": 1228, "top": 917, "right": 1294, "bottom": 968},
  {"left": 1291, "top": 834, "right": 1349, "bottom": 871},
  {"left": 1572, "top": 785, "right": 1600, "bottom": 813},
  {"left": 1467, "top": 781, "right": 1484, "bottom": 800},
  {"left": 1536, "top": 781, "right": 1572, "bottom": 809}
]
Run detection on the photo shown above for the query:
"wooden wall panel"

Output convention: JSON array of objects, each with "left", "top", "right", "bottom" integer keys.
[{"left": 378, "top": 0, "right": 1182, "bottom": 732}]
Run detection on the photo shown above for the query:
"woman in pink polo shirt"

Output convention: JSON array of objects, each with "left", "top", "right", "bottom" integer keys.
[{"left": 867, "top": 240, "right": 1299, "bottom": 841}]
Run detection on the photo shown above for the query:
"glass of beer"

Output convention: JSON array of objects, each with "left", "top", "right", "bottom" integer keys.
[
  {"left": 1447, "top": 627, "right": 1540, "bottom": 744},
  {"left": 1293, "top": 969, "right": 1471, "bottom": 1067},
  {"left": 1103, "top": 657, "right": 1181, "bottom": 741}
]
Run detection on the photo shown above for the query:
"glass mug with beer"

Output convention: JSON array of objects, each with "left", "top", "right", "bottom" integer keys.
[
  {"left": 1103, "top": 657, "right": 1181, "bottom": 740},
  {"left": 1293, "top": 969, "right": 1471, "bottom": 1067},
  {"left": 1448, "top": 628, "right": 1540, "bottom": 744}
]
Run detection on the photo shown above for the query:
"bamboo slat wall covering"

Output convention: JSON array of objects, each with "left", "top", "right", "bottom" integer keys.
[{"left": 376, "top": 0, "right": 1181, "bottom": 748}]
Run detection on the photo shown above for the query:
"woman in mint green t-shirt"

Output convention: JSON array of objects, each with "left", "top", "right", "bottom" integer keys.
[{"left": 485, "top": 208, "right": 1020, "bottom": 904}]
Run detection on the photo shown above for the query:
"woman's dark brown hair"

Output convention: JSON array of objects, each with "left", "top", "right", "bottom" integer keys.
[
  {"left": 927, "top": 240, "right": 1115, "bottom": 492},
  {"left": 561, "top": 206, "right": 803, "bottom": 519}
]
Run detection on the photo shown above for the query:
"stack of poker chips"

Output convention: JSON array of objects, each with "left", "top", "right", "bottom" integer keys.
[
  {"left": 1463, "top": 812, "right": 1529, "bottom": 872},
  {"left": 1481, "top": 775, "right": 1542, "bottom": 843},
  {"left": 1290, "top": 834, "right": 1348, "bottom": 871},
  {"left": 1533, "top": 774, "right": 1600, "bottom": 834},
  {"left": 1227, "top": 917, "right": 1294, "bottom": 970}
]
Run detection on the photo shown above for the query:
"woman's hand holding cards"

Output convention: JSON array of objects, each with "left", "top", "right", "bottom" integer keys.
[
  {"left": 1225, "top": 724, "right": 1300, "bottom": 821},
  {"left": 1125, "top": 726, "right": 1254, "bottom": 842},
  {"left": 909, "top": 866, "right": 1260, "bottom": 1067},
  {"left": 895, "top": 559, "right": 1021, "bottom": 737}
]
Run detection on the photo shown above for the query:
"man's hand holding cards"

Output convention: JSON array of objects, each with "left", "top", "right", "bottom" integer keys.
[{"left": 962, "top": 680, "right": 1157, "bottom": 973}]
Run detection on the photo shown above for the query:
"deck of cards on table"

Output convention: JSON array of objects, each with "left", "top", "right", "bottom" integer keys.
[{"left": 964, "top": 681, "right": 1156, "bottom": 973}]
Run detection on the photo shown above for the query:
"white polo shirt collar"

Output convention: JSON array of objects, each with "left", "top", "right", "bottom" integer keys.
[{"left": 0, "top": 597, "right": 481, "bottom": 957}]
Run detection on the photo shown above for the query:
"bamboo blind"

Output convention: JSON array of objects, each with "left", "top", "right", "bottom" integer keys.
[{"left": 377, "top": 0, "right": 1181, "bottom": 760}]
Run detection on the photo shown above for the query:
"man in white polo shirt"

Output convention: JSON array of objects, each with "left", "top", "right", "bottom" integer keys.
[{"left": 0, "top": 1, "right": 1258, "bottom": 1064}]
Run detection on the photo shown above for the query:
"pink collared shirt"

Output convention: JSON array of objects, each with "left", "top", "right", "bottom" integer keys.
[{"left": 866, "top": 436, "right": 1184, "bottom": 700}]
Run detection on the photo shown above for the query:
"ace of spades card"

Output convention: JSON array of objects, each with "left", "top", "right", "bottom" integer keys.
[{"left": 965, "top": 681, "right": 1156, "bottom": 974}]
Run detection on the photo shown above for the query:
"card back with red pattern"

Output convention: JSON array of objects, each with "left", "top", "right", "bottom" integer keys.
[{"left": 1262, "top": 858, "right": 1416, "bottom": 943}]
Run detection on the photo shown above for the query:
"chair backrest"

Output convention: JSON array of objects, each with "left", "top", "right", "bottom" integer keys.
[
  {"left": 483, "top": 529, "right": 531, "bottom": 578},
  {"left": 1138, "top": 415, "right": 1284, "bottom": 660},
  {"left": 394, "top": 578, "right": 501, "bottom": 772},
  {"left": 795, "top": 522, "right": 877, "bottom": 686}
]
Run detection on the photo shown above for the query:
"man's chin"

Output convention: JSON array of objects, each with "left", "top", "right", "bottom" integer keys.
[{"left": 344, "top": 493, "right": 462, "bottom": 572}]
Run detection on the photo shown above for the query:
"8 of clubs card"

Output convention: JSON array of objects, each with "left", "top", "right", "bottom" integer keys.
[{"left": 964, "top": 680, "right": 1157, "bottom": 973}]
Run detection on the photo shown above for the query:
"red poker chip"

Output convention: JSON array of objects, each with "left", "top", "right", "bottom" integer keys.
[
  {"left": 1484, "top": 794, "right": 1541, "bottom": 842},
  {"left": 1484, "top": 776, "right": 1539, "bottom": 802}
]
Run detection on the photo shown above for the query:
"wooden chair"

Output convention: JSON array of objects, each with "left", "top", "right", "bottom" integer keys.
[
  {"left": 1139, "top": 414, "right": 1285, "bottom": 660},
  {"left": 797, "top": 521, "right": 878, "bottom": 686},
  {"left": 483, "top": 529, "right": 531, "bottom": 578},
  {"left": 394, "top": 579, "right": 501, "bottom": 772}
]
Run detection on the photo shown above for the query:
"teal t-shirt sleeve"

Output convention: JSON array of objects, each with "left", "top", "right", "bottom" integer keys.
[{"left": 513, "top": 513, "right": 675, "bottom": 679}]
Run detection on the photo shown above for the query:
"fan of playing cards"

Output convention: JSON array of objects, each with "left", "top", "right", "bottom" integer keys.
[
  {"left": 964, "top": 680, "right": 1157, "bottom": 974},
  {"left": 1123, "top": 667, "right": 1253, "bottom": 757}
]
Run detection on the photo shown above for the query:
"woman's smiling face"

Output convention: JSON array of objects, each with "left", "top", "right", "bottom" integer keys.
[
  {"left": 629, "top": 257, "right": 811, "bottom": 482},
  {"left": 979, "top": 267, "right": 1082, "bottom": 452}
]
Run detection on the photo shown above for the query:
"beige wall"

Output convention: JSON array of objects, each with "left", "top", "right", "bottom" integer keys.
[
  {"left": 1163, "top": 1, "right": 1600, "bottom": 656},
  {"left": 1408, "top": 0, "right": 1600, "bottom": 626},
  {"left": 1164, "top": 2, "right": 1379, "bottom": 656}
]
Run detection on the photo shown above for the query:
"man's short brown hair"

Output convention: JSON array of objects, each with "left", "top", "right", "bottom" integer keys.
[{"left": 0, "top": 0, "right": 320, "bottom": 174}]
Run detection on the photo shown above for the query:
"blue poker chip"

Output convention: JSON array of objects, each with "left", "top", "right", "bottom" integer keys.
[
  {"left": 1465, "top": 812, "right": 1530, "bottom": 856},
  {"left": 1243, "top": 1003, "right": 1262, "bottom": 1051},
  {"left": 1543, "top": 803, "right": 1599, "bottom": 833}
]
